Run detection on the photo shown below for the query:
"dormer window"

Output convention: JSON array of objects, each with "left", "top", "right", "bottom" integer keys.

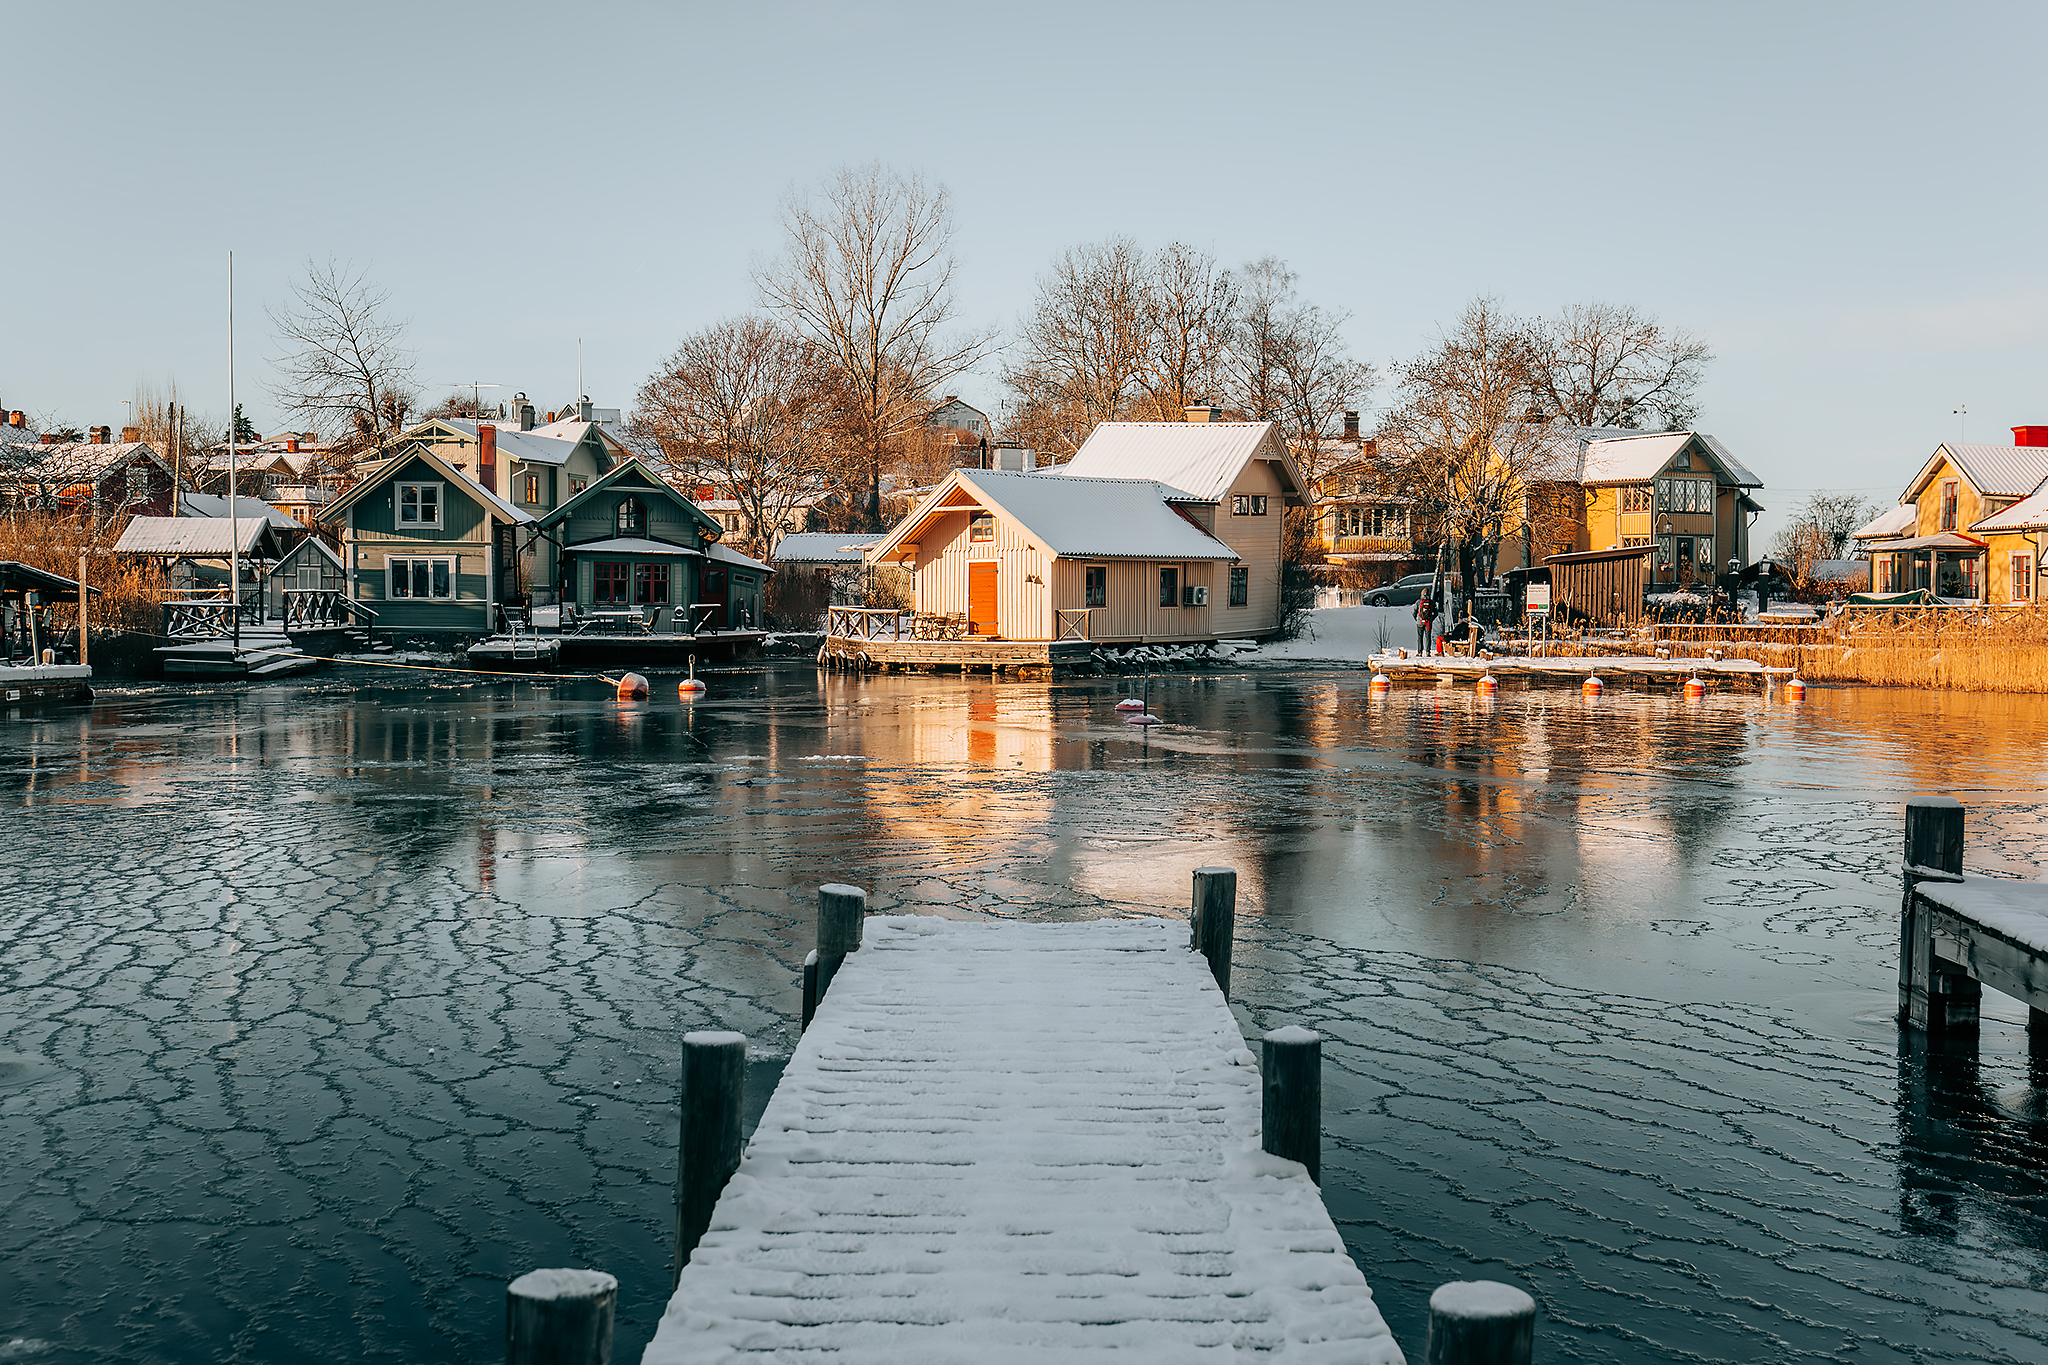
[{"left": 617, "top": 495, "right": 646, "bottom": 536}]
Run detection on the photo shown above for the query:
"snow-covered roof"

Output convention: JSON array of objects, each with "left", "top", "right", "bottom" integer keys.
[
  {"left": 319, "top": 447, "right": 534, "bottom": 525},
  {"left": 6, "top": 441, "right": 167, "bottom": 481},
  {"left": 563, "top": 536, "right": 702, "bottom": 557},
  {"left": 773, "top": 532, "right": 881, "bottom": 564},
  {"left": 872, "top": 469, "right": 1239, "bottom": 564},
  {"left": 432, "top": 418, "right": 584, "bottom": 468},
  {"left": 1059, "top": 421, "right": 1301, "bottom": 503},
  {"left": 707, "top": 541, "right": 772, "bottom": 573},
  {"left": 178, "top": 491, "right": 301, "bottom": 530},
  {"left": 1906, "top": 442, "right": 2048, "bottom": 501},
  {"left": 1574, "top": 429, "right": 1760, "bottom": 488},
  {"left": 112, "top": 516, "right": 281, "bottom": 557},
  {"left": 1970, "top": 478, "right": 2048, "bottom": 533},
  {"left": 1851, "top": 503, "right": 1918, "bottom": 541}
]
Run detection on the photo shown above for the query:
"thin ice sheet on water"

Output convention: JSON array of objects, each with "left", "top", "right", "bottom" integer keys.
[{"left": 645, "top": 916, "right": 1404, "bottom": 1364}]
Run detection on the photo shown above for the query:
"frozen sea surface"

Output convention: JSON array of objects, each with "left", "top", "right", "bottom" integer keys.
[{"left": 2, "top": 665, "right": 2046, "bottom": 1363}]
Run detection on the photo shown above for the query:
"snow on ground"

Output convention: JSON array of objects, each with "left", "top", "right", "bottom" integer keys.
[
  {"left": 1237, "top": 606, "right": 1416, "bottom": 664},
  {"left": 646, "top": 917, "right": 1404, "bottom": 1364}
]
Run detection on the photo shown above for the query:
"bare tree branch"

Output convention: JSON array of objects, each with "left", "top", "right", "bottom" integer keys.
[
  {"left": 266, "top": 258, "right": 419, "bottom": 461},
  {"left": 1532, "top": 302, "right": 1711, "bottom": 431}
]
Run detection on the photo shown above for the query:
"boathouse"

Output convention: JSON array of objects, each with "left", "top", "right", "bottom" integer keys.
[
  {"left": 864, "top": 468, "right": 1241, "bottom": 645},
  {"left": 317, "top": 448, "right": 533, "bottom": 639},
  {"left": 530, "top": 458, "right": 769, "bottom": 632}
]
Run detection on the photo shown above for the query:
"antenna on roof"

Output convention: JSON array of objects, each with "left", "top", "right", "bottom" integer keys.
[
  {"left": 1953, "top": 403, "right": 1967, "bottom": 444},
  {"left": 578, "top": 338, "right": 584, "bottom": 406}
]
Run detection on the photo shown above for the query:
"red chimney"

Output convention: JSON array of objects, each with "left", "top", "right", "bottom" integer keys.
[
  {"left": 7, "top": 411, "right": 24, "bottom": 428},
  {"left": 39, "top": 433, "right": 57, "bottom": 444},
  {"left": 2014, "top": 426, "right": 2048, "bottom": 448},
  {"left": 478, "top": 423, "right": 497, "bottom": 490},
  {"left": 285, "top": 436, "right": 298, "bottom": 453},
  {"left": 120, "top": 425, "right": 141, "bottom": 443}
]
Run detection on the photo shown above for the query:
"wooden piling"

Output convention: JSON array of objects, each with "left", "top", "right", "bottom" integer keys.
[
  {"left": 1900, "top": 795, "right": 1967, "bottom": 1032},
  {"left": 675, "top": 1030, "right": 745, "bottom": 1285},
  {"left": 1261, "top": 1025, "right": 1321, "bottom": 1185},
  {"left": 1191, "top": 867, "right": 1236, "bottom": 998},
  {"left": 506, "top": 1267, "right": 616, "bottom": 1365},
  {"left": 1425, "top": 1280, "right": 1535, "bottom": 1365},
  {"left": 814, "top": 883, "right": 867, "bottom": 1007}
]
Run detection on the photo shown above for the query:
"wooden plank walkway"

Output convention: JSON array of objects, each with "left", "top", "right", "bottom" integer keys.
[{"left": 643, "top": 917, "right": 1403, "bottom": 1363}]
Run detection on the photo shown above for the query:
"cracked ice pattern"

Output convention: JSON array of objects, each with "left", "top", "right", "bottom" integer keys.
[{"left": 1, "top": 668, "right": 2046, "bottom": 1362}]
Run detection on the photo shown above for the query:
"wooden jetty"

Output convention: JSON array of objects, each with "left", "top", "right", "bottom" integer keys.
[
  {"left": 0, "top": 662, "right": 92, "bottom": 706},
  {"left": 644, "top": 892, "right": 1407, "bottom": 1363},
  {"left": 1899, "top": 795, "right": 2048, "bottom": 1049},
  {"left": 1371, "top": 651, "right": 1792, "bottom": 689},
  {"left": 819, "top": 606, "right": 1094, "bottom": 678}
]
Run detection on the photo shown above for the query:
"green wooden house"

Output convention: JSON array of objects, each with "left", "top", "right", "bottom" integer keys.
[
  {"left": 534, "top": 458, "right": 771, "bottom": 631},
  {"left": 318, "top": 447, "right": 533, "bottom": 637}
]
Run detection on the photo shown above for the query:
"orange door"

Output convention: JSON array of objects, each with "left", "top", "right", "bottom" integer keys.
[{"left": 968, "top": 562, "right": 999, "bottom": 635}]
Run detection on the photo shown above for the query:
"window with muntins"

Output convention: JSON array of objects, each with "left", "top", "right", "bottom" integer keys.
[
  {"left": 1158, "top": 565, "right": 1179, "bottom": 606},
  {"left": 522, "top": 472, "right": 541, "bottom": 505},
  {"left": 595, "top": 563, "right": 629, "bottom": 604},
  {"left": 398, "top": 483, "right": 442, "bottom": 528},
  {"left": 1620, "top": 486, "right": 1653, "bottom": 513},
  {"left": 617, "top": 496, "right": 646, "bottom": 536},
  {"left": 969, "top": 512, "right": 995, "bottom": 542},
  {"left": 2014, "top": 553, "right": 2033, "bottom": 601},
  {"left": 1232, "top": 494, "right": 1269, "bottom": 516},
  {"left": 1085, "top": 566, "right": 1106, "bottom": 608},
  {"left": 1942, "top": 481, "right": 1958, "bottom": 531},
  {"left": 1229, "top": 566, "right": 1248, "bottom": 606},
  {"left": 635, "top": 562, "right": 669, "bottom": 605},
  {"left": 387, "top": 557, "right": 453, "bottom": 598}
]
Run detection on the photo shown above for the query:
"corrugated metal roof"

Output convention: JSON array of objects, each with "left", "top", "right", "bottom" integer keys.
[
  {"left": 1852, "top": 504, "right": 1918, "bottom": 540},
  {"left": 113, "top": 516, "right": 278, "bottom": 556},
  {"left": 707, "top": 541, "right": 772, "bottom": 573},
  {"left": 564, "top": 537, "right": 703, "bottom": 557},
  {"left": 178, "top": 492, "right": 301, "bottom": 529},
  {"left": 874, "top": 469, "right": 1238, "bottom": 563},
  {"left": 1573, "top": 430, "right": 1760, "bottom": 488},
  {"left": 1971, "top": 478, "right": 2048, "bottom": 533},
  {"left": 1059, "top": 421, "right": 1298, "bottom": 502},
  {"left": 435, "top": 419, "right": 582, "bottom": 468},
  {"left": 773, "top": 532, "right": 881, "bottom": 564},
  {"left": 1920, "top": 443, "right": 2048, "bottom": 500}
]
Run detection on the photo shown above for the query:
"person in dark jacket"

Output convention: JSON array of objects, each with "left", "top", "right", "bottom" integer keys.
[{"left": 1415, "top": 591, "right": 1437, "bottom": 652}]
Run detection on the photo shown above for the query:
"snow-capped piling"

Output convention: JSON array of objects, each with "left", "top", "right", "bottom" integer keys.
[
  {"left": 800, "top": 949, "right": 819, "bottom": 1028},
  {"left": 1261, "top": 1026, "right": 1322, "bottom": 1184},
  {"left": 812, "top": 883, "right": 867, "bottom": 1020},
  {"left": 675, "top": 1031, "right": 746, "bottom": 1284},
  {"left": 507, "top": 1267, "right": 616, "bottom": 1365},
  {"left": 1426, "top": 1280, "right": 1536, "bottom": 1364},
  {"left": 1190, "top": 867, "right": 1236, "bottom": 997},
  {"left": 1900, "top": 795, "right": 1970, "bottom": 1033}
]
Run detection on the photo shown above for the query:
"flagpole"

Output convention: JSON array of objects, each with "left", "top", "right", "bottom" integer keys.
[{"left": 228, "top": 250, "right": 239, "bottom": 649}]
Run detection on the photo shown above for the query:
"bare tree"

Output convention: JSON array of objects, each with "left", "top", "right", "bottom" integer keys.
[
  {"left": 1770, "top": 492, "right": 1883, "bottom": 596},
  {"left": 1218, "top": 257, "right": 1376, "bottom": 484},
  {"left": 267, "top": 259, "right": 420, "bottom": 461},
  {"left": 633, "top": 317, "right": 835, "bottom": 559},
  {"left": 1134, "top": 242, "right": 1236, "bottom": 421},
  {"left": 1532, "top": 302, "right": 1711, "bottom": 431},
  {"left": 755, "top": 163, "right": 995, "bottom": 528},
  {"left": 1378, "top": 298, "right": 1572, "bottom": 592},
  {"left": 1002, "top": 237, "right": 1151, "bottom": 460}
]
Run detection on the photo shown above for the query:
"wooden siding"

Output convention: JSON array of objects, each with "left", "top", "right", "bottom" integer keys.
[
  {"left": 1552, "top": 554, "right": 1648, "bottom": 625},
  {"left": 1210, "top": 458, "right": 1284, "bottom": 637},
  {"left": 344, "top": 454, "right": 496, "bottom": 628}
]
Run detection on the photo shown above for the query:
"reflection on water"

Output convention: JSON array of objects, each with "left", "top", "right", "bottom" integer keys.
[{"left": 2, "top": 667, "right": 2047, "bottom": 1362}]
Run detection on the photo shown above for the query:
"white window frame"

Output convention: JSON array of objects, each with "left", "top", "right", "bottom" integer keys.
[
  {"left": 387, "top": 556, "right": 456, "bottom": 599},
  {"left": 398, "top": 482, "right": 443, "bottom": 528}
]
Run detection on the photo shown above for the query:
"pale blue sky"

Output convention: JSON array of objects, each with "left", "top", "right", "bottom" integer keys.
[{"left": 7, "top": 0, "right": 2044, "bottom": 544}]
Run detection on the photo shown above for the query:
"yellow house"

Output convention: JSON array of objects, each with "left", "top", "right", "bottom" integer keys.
[
  {"left": 1566, "top": 430, "right": 1763, "bottom": 587},
  {"left": 1861, "top": 430, "right": 2048, "bottom": 601}
]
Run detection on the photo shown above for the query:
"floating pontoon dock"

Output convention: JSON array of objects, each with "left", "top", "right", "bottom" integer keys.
[
  {"left": 1370, "top": 652, "right": 1793, "bottom": 688},
  {"left": 643, "top": 913, "right": 1405, "bottom": 1363}
]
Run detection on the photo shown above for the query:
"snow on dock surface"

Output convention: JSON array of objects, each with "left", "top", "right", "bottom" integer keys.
[{"left": 645, "top": 916, "right": 1403, "bottom": 1364}]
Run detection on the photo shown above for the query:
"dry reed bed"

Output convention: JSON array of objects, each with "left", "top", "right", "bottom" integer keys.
[{"left": 0, "top": 515, "right": 167, "bottom": 635}]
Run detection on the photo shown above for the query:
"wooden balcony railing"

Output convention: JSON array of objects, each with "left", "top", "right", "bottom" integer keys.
[
  {"left": 827, "top": 606, "right": 911, "bottom": 640},
  {"left": 1056, "top": 609, "right": 1093, "bottom": 641},
  {"left": 282, "top": 590, "right": 377, "bottom": 629}
]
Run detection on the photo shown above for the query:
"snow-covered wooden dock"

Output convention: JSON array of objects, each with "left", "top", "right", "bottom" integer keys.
[
  {"left": 642, "top": 915, "right": 1405, "bottom": 1364},
  {"left": 1370, "top": 651, "right": 1790, "bottom": 687}
]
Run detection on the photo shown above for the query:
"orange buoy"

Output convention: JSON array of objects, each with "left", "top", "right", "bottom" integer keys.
[
  {"left": 679, "top": 678, "right": 706, "bottom": 696},
  {"left": 1582, "top": 675, "right": 1604, "bottom": 697},
  {"left": 1684, "top": 676, "right": 1705, "bottom": 699},
  {"left": 1476, "top": 674, "right": 1498, "bottom": 697},
  {"left": 615, "top": 672, "right": 649, "bottom": 699},
  {"left": 1369, "top": 671, "right": 1392, "bottom": 697},
  {"left": 1785, "top": 675, "right": 1807, "bottom": 700}
]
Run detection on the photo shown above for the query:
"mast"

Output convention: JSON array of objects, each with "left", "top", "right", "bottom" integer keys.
[{"left": 228, "top": 250, "right": 239, "bottom": 648}]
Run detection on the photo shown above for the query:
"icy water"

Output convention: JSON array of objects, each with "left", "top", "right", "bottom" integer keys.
[{"left": 3, "top": 665, "right": 2048, "bottom": 1364}]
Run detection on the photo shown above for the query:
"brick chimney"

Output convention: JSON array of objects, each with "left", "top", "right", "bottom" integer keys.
[
  {"left": 1183, "top": 406, "right": 1218, "bottom": 423},
  {"left": 39, "top": 433, "right": 57, "bottom": 444},
  {"left": 120, "top": 425, "right": 141, "bottom": 443},
  {"left": 89, "top": 425, "right": 110, "bottom": 444},
  {"left": 285, "top": 436, "right": 298, "bottom": 453},
  {"left": 2014, "top": 425, "right": 2048, "bottom": 448},
  {"left": 478, "top": 423, "right": 498, "bottom": 492},
  {"left": 7, "top": 411, "right": 24, "bottom": 428},
  {"left": 1343, "top": 410, "right": 1359, "bottom": 442}
]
